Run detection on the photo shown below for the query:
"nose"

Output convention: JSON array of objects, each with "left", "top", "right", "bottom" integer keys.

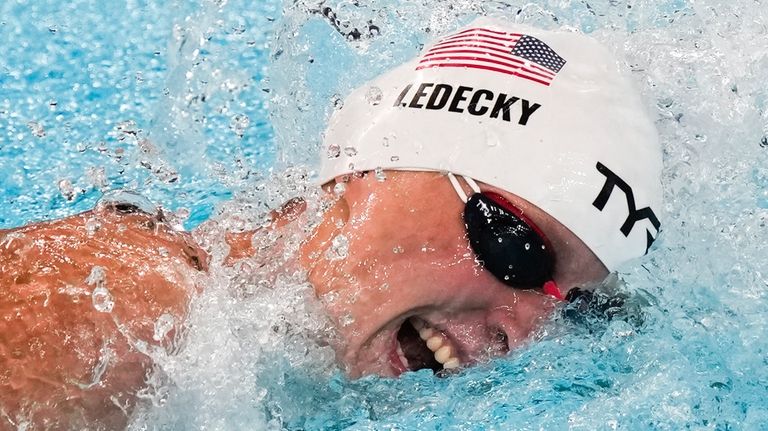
[{"left": 485, "top": 297, "right": 555, "bottom": 351}]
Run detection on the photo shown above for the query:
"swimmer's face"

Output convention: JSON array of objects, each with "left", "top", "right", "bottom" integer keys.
[{"left": 299, "top": 171, "right": 608, "bottom": 377}]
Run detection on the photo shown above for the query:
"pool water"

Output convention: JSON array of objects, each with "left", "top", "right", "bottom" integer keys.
[{"left": 3, "top": 0, "right": 768, "bottom": 429}]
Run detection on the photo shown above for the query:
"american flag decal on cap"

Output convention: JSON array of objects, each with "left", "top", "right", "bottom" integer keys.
[{"left": 416, "top": 27, "right": 566, "bottom": 86}]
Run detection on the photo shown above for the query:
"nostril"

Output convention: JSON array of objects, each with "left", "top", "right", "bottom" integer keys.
[{"left": 489, "top": 327, "right": 510, "bottom": 355}]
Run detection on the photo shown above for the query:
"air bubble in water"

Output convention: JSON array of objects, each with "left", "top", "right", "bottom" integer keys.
[
  {"left": 343, "top": 146, "right": 358, "bottom": 157},
  {"left": 153, "top": 313, "right": 175, "bottom": 341},
  {"left": 27, "top": 121, "right": 46, "bottom": 138},
  {"left": 327, "top": 144, "right": 341, "bottom": 159},
  {"left": 229, "top": 114, "right": 250, "bottom": 137},
  {"left": 390, "top": 155, "right": 400, "bottom": 162},
  {"left": 327, "top": 234, "right": 349, "bottom": 260},
  {"left": 393, "top": 245, "right": 404, "bottom": 254},
  {"left": 382, "top": 137, "right": 389, "bottom": 147},
  {"left": 374, "top": 167, "right": 387, "bottom": 182},
  {"left": 524, "top": 243, "right": 531, "bottom": 250},
  {"left": 86, "top": 266, "right": 114, "bottom": 313},
  {"left": 365, "top": 86, "right": 383, "bottom": 105}
]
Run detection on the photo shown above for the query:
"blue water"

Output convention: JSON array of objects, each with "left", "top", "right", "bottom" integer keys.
[{"left": 3, "top": 0, "right": 768, "bottom": 430}]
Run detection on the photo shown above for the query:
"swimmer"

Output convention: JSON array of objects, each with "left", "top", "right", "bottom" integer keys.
[{"left": 0, "top": 18, "right": 662, "bottom": 429}]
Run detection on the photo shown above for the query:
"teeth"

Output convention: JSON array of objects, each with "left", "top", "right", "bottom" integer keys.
[
  {"left": 435, "top": 345, "right": 452, "bottom": 363},
  {"left": 408, "top": 318, "right": 462, "bottom": 370},
  {"left": 426, "top": 335, "right": 442, "bottom": 351},
  {"left": 443, "top": 358, "right": 460, "bottom": 369}
]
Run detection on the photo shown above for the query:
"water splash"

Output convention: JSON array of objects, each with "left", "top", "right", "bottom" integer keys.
[
  {"left": 3, "top": 0, "right": 768, "bottom": 429},
  {"left": 86, "top": 266, "right": 114, "bottom": 313}
]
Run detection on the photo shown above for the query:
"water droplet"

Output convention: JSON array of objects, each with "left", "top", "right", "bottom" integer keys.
[
  {"left": 229, "top": 114, "right": 250, "bottom": 137},
  {"left": 343, "top": 146, "right": 358, "bottom": 157},
  {"left": 27, "top": 121, "right": 46, "bottom": 138},
  {"left": 327, "top": 234, "right": 349, "bottom": 260},
  {"left": 85, "top": 218, "right": 101, "bottom": 236},
  {"left": 331, "top": 94, "right": 344, "bottom": 110},
  {"left": 374, "top": 167, "right": 387, "bottom": 182},
  {"left": 333, "top": 182, "right": 346, "bottom": 195},
  {"left": 86, "top": 167, "right": 107, "bottom": 189},
  {"left": 153, "top": 313, "right": 175, "bottom": 341},
  {"left": 321, "top": 291, "right": 339, "bottom": 304},
  {"left": 86, "top": 267, "right": 114, "bottom": 313},
  {"left": 91, "top": 287, "right": 114, "bottom": 313},
  {"left": 175, "top": 207, "right": 190, "bottom": 221},
  {"left": 392, "top": 245, "right": 404, "bottom": 254},
  {"left": 327, "top": 144, "right": 341, "bottom": 159},
  {"left": 58, "top": 179, "right": 77, "bottom": 201},
  {"left": 390, "top": 155, "right": 400, "bottom": 162},
  {"left": 365, "top": 86, "right": 383, "bottom": 105},
  {"left": 115, "top": 120, "right": 139, "bottom": 138},
  {"left": 340, "top": 313, "right": 355, "bottom": 327}
]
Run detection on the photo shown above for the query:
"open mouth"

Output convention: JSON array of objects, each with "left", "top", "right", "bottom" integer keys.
[{"left": 394, "top": 317, "right": 461, "bottom": 374}]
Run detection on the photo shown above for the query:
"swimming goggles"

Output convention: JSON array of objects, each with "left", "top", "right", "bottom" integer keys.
[{"left": 448, "top": 173, "right": 563, "bottom": 300}]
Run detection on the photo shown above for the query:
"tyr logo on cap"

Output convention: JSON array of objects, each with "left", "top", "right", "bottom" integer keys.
[{"left": 592, "top": 162, "right": 661, "bottom": 254}]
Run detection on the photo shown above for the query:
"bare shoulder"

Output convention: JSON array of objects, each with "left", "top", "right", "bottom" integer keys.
[{"left": 0, "top": 208, "right": 206, "bottom": 428}]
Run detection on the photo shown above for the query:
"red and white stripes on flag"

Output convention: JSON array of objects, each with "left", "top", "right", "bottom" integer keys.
[{"left": 416, "top": 27, "right": 566, "bottom": 86}]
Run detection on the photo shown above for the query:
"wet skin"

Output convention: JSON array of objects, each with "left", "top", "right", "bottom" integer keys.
[
  {"left": 0, "top": 208, "right": 206, "bottom": 430},
  {"left": 295, "top": 171, "right": 608, "bottom": 377},
  {"left": 0, "top": 170, "right": 606, "bottom": 427}
]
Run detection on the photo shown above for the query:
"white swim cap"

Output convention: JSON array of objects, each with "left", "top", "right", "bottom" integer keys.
[{"left": 319, "top": 17, "right": 663, "bottom": 270}]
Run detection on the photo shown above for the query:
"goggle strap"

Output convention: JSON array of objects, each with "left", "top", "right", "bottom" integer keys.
[
  {"left": 447, "top": 172, "right": 469, "bottom": 203},
  {"left": 447, "top": 172, "right": 482, "bottom": 204},
  {"left": 463, "top": 175, "right": 482, "bottom": 194}
]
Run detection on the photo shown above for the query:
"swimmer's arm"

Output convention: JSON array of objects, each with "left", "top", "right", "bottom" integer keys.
[{"left": 0, "top": 209, "right": 203, "bottom": 428}]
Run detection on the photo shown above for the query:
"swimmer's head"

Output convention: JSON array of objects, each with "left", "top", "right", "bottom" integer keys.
[{"left": 319, "top": 17, "right": 663, "bottom": 271}]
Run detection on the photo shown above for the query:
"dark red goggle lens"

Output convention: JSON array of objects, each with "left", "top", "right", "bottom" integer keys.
[{"left": 463, "top": 192, "right": 555, "bottom": 289}]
